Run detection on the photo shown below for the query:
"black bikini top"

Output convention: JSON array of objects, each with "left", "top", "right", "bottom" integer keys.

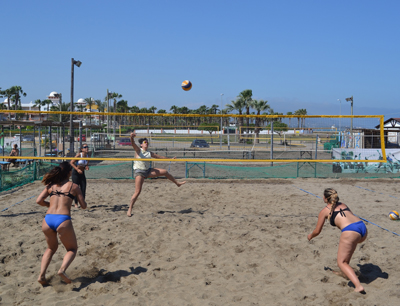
[
  {"left": 329, "top": 206, "right": 350, "bottom": 226},
  {"left": 49, "top": 182, "right": 75, "bottom": 200}
]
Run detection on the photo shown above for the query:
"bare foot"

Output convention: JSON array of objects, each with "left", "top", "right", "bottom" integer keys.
[
  {"left": 58, "top": 270, "right": 72, "bottom": 284},
  {"left": 127, "top": 209, "right": 132, "bottom": 217},
  {"left": 75, "top": 204, "right": 79, "bottom": 208},
  {"left": 177, "top": 181, "right": 186, "bottom": 187},
  {"left": 354, "top": 287, "right": 366, "bottom": 294},
  {"left": 38, "top": 276, "right": 49, "bottom": 286}
]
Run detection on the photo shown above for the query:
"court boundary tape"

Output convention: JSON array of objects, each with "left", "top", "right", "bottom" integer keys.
[
  {"left": 355, "top": 185, "right": 399, "bottom": 199},
  {"left": 1, "top": 195, "right": 36, "bottom": 213},
  {"left": 292, "top": 185, "right": 400, "bottom": 237}
]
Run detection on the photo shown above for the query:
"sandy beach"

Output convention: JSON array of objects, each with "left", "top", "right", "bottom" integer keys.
[{"left": 0, "top": 177, "right": 399, "bottom": 305}]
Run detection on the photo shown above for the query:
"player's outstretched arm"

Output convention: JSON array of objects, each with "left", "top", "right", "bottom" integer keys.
[{"left": 130, "top": 133, "right": 141, "bottom": 155}]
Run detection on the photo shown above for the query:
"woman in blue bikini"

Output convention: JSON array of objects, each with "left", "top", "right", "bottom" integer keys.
[
  {"left": 308, "top": 188, "right": 368, "bottom": 294},
  {"left": 36, "top": 162, "right": 87, "bottom": 285}
]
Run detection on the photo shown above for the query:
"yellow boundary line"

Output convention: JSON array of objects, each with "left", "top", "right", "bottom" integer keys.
[
  {"left": 0, "top": 110, "right": 384, "bottom": 119},
  {"left": 3, "top": 156, "right": 386, "bottom": 163}
]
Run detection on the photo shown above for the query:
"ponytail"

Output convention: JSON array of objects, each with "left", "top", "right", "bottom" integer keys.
[
  {"left": 42, "top": 162, "right": 72, "bottom": 185},
  {"left": 324, "top": 188, "right": 339, "bottom": 221}
]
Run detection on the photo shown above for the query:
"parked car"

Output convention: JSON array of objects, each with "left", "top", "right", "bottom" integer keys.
[
  {"left": 190, "top": 139, "right": 210, "bottom": 148},
  {"left": 77, "top": 135, "right": 86, "bottom": 141},
  {"left": 22, "top": 135, "right": 35, "bottom": 142},
  {"left": 118, "top": 138, "right": 132, "bottom": 146}
]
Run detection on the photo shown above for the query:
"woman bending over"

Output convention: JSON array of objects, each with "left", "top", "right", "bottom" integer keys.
[{"left": 308, "top": 188, "right": 367, "bottom": 293}]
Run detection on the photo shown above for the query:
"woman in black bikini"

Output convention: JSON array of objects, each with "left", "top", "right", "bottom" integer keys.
[
  {"left": 36, "top": 162, "right": 87, "bottom": 285},
  {"left": 308, "top": 188, "right": 368, "bottom": 293},
  {"left": 70, "top": 144, "right": 90, "bottom": 208}
]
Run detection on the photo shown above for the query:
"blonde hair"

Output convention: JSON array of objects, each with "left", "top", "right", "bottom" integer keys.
[{"left": 325, "top": 188, "right": 339, "bottom": 221}]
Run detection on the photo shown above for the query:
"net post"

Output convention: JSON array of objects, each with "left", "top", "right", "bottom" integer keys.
[{"left": 33, "top": 161, "right": 37, "bottom": 181}]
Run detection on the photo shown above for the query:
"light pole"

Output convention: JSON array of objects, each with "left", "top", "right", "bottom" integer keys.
[
  {"left": 70, "top": 58, "right": 82, "bottom": 156},
  {"left": 337, "top": 99, "right": 341, "bottom": 131},
  {"left": 220, "top": 93, "right": 224, "bottom": 149},
  {"left": 345, "top": 96, "right": 353, "bottom": 147}
]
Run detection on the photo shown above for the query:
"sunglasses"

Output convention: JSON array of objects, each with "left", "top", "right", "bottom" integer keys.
[
  {"left": 83, "top": 146, "right": 89, "bottom": 148},
  {"left": 142, "top": 141, "right": 148, "bottom": 144}
]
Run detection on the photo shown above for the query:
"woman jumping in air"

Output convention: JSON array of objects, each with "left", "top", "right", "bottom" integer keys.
[{"left": 127, "top": 133, "right": 186, "bottom": 217}]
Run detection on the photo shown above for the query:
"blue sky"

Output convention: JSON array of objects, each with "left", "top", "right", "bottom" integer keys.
[{"left": 1, "top": 0, "right": 399, "bottom": 117}]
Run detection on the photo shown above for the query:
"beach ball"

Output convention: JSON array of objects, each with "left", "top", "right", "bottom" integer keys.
[
  {"left": 388, "top": 210, "right": 399, "bottom": 220},
  {"left": 181, "top": 80, "right": 192, "bottom": 91}
]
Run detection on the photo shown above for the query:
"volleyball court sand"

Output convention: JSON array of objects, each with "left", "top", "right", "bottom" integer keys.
[{"left": 0, "top": 178, "right": 399, "bottom": 305}]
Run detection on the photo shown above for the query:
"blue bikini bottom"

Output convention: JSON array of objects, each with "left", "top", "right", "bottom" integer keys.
[
  {"left": 342, "top": 221, "right": 367, "bottom": 237},
  {"left": 45, "top": 214, "right": 71, "bottom": 231}
]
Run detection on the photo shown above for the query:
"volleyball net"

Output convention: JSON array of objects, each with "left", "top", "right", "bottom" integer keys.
[{"left": 0, "top": 110, "right": 398, "bottom": 190}]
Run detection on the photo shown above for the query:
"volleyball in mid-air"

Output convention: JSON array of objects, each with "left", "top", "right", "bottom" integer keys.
[
  {"left": 181, "top": 80, "right": 192, "bottom": 91},
  {"left": 388, "top": 210, "right": 399, "bottom": 220}
]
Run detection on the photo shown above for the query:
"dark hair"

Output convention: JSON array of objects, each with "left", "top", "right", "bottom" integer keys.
[
  {"left": 42, "top": 161, "right": 72, "bottom": 185},
  {"left": 79, "top": 143, "right": 88, "bottom": 152},
  {"left": 138, "top": 138, "right": 149, "bottom": 146}
]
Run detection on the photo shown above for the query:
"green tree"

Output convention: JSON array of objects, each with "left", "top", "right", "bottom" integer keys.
[
  {"left": 267, "top": 121, "right": 288, "bottom": 136},
  {"left": 286, "top": 111, "right": 293, "bottom": 128},
  {"left": 10, "top": 86, "right": 27, "bottom": 111},
  {"left": 198, "top": 122, "right": 219, "bottom": 144},
  {"left": 226, "top": 98, "right": 245, "bottom": 130},
  {"left": 84, "top": 97, "right": 96, "bottom": 125},
  {"left": 250, "top": 99, "right": 270, "bottom": 143},
  {"left": 117, "top": 100, "right": 129, "bottom": 125},
  {"left": 1, "top": 88, "right": 13, "bottom": 120},
  {"left": 43, "top": 99, "right": 52, "bottom": 120},
  {"left": 238, "top": 89, "right": 253, "bottom": 132},
  {"left": 33, "top": 99, "right": 43, "bottom": 121}
]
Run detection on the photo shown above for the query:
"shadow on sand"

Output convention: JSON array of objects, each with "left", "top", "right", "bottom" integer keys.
[{"left": 72, "top": 266, "right": 147, "bottom": 291}]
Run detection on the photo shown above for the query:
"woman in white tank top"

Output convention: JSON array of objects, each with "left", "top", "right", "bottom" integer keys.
[{"left": 127, "top": 133, "right": 186, "bottom": 217}]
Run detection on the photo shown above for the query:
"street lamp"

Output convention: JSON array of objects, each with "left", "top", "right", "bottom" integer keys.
[
  {"left": 70, "top": 58, "right": 82, "bottom": 156},
  {"left": 220, "top": 93, "right": 224, "bottom": 149},
  {"left": 345, "top": 96, "right": 353, "bottom": 147},
  {"left": 337, "top": 99, "right": 341, "bottom": 131}
]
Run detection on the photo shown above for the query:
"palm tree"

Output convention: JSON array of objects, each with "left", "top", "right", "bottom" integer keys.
[
  {"left": 250, "top": 100, "right": 270, "bottom": 143},
  {"left": 43, "top": 99, "right": 52, "bottom": 120},
  {"left": 50, "top": 103, "right": 70, "bottom": 122},
  {"left": 294, "top": 109, "right": 302, "bottom": 128},
  {"left": 157, "top": 109, "right": 167, "bottom": 126},
  {"left": 299, "top": 109, "right": 307, "bottom": 128},
  {"left": 170, "top": 105, "right": 179, "bottom": 126},
  {"left": 33, "top": 99, "right": 43, "bottom": 120},
  {"left": 130, "top": 106, "right": 140, "bottom": 125},
  {"left": 1, "top": 88, "right": 13, "bottom": 120},
  {"left": 95, "top": 99, "right": 105, "bottom": 123},
  {"left": 75, "top": 103, "right": 85, "bottom": 119},
  {"left": 196, "top": 105, "right": 209, "bottom": 125},
  {"left": 286, "top": 111, "right": 293, "bottom": 128},
  {"left": 117, "top": 100, "right": 130, "bottom": 125},
  {"left": 84, "top": 97, "right": 95, "bottom": 125},
  {"left": 10, "top": 86, "right": 27, "bottom": 111},
  {"left": 108, "top": 92, "right": 122, "bottom": 130},
  {"left": 238, "top": 89, "right": 253, "bottom": 132},
  {"left": 178, "top": 106, "right": 189, "bottom": 126},
  {"left": 148, "top": 106, "right": 157, "bottom": 126},
  {"left": 226, "top": 98, "right": 245, "bottom": 130}
]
